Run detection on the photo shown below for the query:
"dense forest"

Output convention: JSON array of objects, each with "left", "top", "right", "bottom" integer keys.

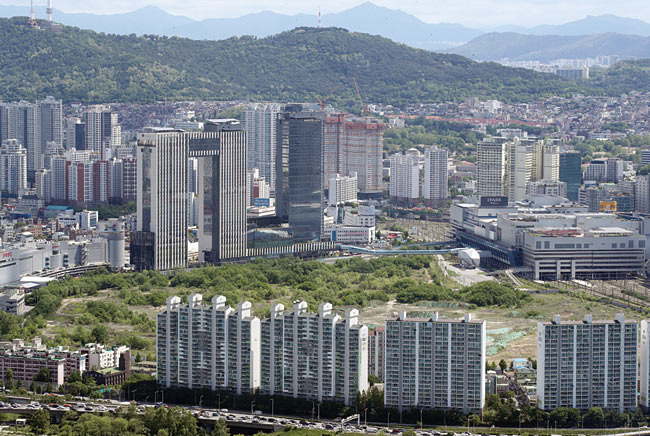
[{"left": 0, "top": 17, "right": 610, "bottom": 106}]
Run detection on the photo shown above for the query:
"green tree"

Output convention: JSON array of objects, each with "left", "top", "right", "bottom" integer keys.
[
  {"left": 34, "top": 367, "right": 51, "bottom": 382},
  {"left": 498, "top": 359, "right": 508, "bottom": 371},
  {"left": 211, "top": 419, "right": 230, "bottom": 436},
  {"left": 583, "top": 407, "right": 605, "bottom": 428},
  {"left": 30, "top": 408, "right": 50, "bottom": 434},
  {"left": 4, "top": 368, "right": 13, "bottom": 389},
  {"left": 91, "top": 324, "right": 109, "bottom": 343}
]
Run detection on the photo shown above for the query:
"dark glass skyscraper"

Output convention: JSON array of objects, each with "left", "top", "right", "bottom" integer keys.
[
  {"left": 559, "top": 151, "right": 582, "bottom": 201},
  {"left": 276, "top": 105, "right": 325, "bottom": 242}
]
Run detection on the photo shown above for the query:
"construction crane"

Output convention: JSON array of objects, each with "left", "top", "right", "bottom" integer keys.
[
  {"left": 352, "top": 77, "right": 369, "bottom": 117},
  {"left": 318, "top": 85, "right": 339, "bottom": 110}
]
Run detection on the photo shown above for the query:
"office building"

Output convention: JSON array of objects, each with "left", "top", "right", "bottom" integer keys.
[
  {"left": 329, "top": 173, "right": 358, "bottom": 206},
  {"left": 423, "top": 146, "right": 449, "bottom": 206},
  {"left": 477, "top": 139, "right": 507, "bottom": 199},
  {"left": 260, "top": 302, "right": 368, "bottom": 406},
  {"left": 200, "top": 119, "right": 247, "bottom": 263},
  {"left": 385, "top": 312, "right": 486, "bottom": 413},
  {"left": 131, "top": 128, "right": 190, "bottom": 271},
  {"left": 389, "top": 152, "right": 419, "bottom": 206},
  {"left": 275, "top": 105, "right": 325, "bottom": 242},
  {"left": 243, "top": 103, "right": 281, "bottom": 193},
  {"left": 156, "top": 295, "right": 260, "bottom": 395},
  {"left": 559, "top": 151, "right": 582, "bottom": 201},
  {"left": 537, "top": 314, "right": 637, "bottom": 412},
  {"left": 0, "top": 139, "right": 27, "bottom": 196},
  {"left": 131, "top": 124, "right": 247, "bottom": 270}
]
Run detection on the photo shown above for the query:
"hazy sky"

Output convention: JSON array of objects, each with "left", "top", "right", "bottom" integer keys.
[{"left": 4, "top": 0, "right": 650, "bottom": 27}]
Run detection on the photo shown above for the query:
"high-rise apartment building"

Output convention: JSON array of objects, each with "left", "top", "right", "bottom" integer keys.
[
  {"left": 83, "top": 107, "right": 120, "bottom": 159},
  {"left": 0, "top": 139, "right": 27, "bottom": 196},
  {"left": 640, "top": 320, "right": 650, "bottom": 409},
  {"left": 243, "top": 103, "right": 281, "bottom": 194},
  {"left": 37, "top": 96, "right": 63, "bottom": 164},
  {"left": 636, "top": 174, "right": 650, "bottom": 214},
  {"left": 559, "top": 151, "right": 582, "bottom": 202},
  {"left": 508, "top": 140, "right": 532, "bottom": 202},
  {"left": 423, "top": 146, "right": 449, "bottom": 206},
  {"left": 384, "top": 312, "right": 486, "bottom": 413},
  {"left": 341, "top": 118, "right": 385, "bottom": 196},
  {"left": 389, "top": 153, "right": 419, "bottom": 206},
  {"left": 328, "top": 173, "right": 358, "bottom": 206},
  {"left": 3, "top": 102, "right": 39, "bottom": 182},
  {"left": 324, "top": 114, "right": 346, "bottom": 183},
  {"left": 260, "top": 302, "right": 368, "bottom": 406},
  {"left": 639, "top": 149, "right": 650, "bottom": 170},
  {"left": 477, "top": 139, "right": 507, "bottom": 199},
  {"left": 324, "top": 116, "right": 385, "bottom": 196},
  {"left": 368, "top": 326, "right": 385, "bottom": 382},
  {"left": 275, "top": 105, "right": 325, "bottom": 242},
  {"left": 537, "top": 314, "right": 637, "bottom": 412},
  {"left": 156, "top": 294, "right": 260, "bottom": 395}
]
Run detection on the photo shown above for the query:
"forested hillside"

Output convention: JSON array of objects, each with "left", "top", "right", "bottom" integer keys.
[{"left": 0, "top": 17, "right": 586, "bottom": 105}]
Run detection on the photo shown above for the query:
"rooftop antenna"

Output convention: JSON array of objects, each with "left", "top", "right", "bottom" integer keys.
[
  {"left": 317, "top": 7, "right": 322, "bottom": 29},
  {"left": 47, "top": 0, "right": 53, "bottom": 22},
  {"left": 28, "top": 0, "right": 38, "bottom": 27}
]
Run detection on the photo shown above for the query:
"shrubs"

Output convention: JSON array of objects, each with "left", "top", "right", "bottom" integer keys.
[{"left": 458, "top": 281, "right": 532, "bottom": 308}]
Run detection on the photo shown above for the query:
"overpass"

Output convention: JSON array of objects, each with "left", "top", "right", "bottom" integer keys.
[{"left": 338, "top": 244, "right": 461, "bottom": 256}]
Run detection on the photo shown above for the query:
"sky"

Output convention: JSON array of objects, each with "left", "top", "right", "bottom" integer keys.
[{"left": 3, "top": 0, "right": 650, "bottom": 27}]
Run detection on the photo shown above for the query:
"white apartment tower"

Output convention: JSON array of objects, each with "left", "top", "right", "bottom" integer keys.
[
  {"left": 508, "top": 139, "right": 532, "bottom": 202},
  {"left": 260, "top": 302, "right": 368, "bottom": 406},
  {"left": 243, "top": 103, "right": 281, "bottom": 194},
  {"left": 384, "top": 312, "right": 486, "bottom": 413},
  {"left": 537, "top": 314, "right": 638, "bottom": 412},
  {"left": 640, "top": 320, "right": 650, "bottom": 408},
  {"left": 368, "top": 326, "right": 385, "bottom": 382},
  {"left": 0, "top": 139, "right": 27, "bottom": 196},
  {"left": 329, "top": 173, "right": 358, "bottom": 206},
  {"left": 389, "top": 153, "right": 419, "bottom": 206},
  {"left": 156, "top": 294, "right": 260, "bottom": 394},
  {"left": 423, "top": 146, "right": 449, "bottom": 206},
  {"left": 477, "top": 139, "right": 507, "bottom": 199}
]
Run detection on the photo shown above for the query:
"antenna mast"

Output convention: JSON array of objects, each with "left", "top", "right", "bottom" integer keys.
[
  {"left": 47, "top": 0, "right": 53, "bottom": 22},
  {"left": 28, "top": 0, "right": 38, "bottom": 27},
  {"left": 317, "top": 7, "right": 322, "bottom": 29}
]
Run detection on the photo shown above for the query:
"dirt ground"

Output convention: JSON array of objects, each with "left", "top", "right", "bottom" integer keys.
[{"left": 359, "top": 291, "right": 643, "bottom": 364}]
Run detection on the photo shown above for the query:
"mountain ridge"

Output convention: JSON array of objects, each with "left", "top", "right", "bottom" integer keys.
[
  {"left": 0, "top": 17, "right": 588, "bottom": 105},
  {"left": 451, "top": 32, "right": 650, "bottom": 62},
  {"left": 3, "top": 3, "right": 650, "bottom": 52}
]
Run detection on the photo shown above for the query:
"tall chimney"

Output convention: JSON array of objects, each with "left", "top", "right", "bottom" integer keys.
[{"left": 47, "top": 0, "right": 53, "bottom": 22}]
